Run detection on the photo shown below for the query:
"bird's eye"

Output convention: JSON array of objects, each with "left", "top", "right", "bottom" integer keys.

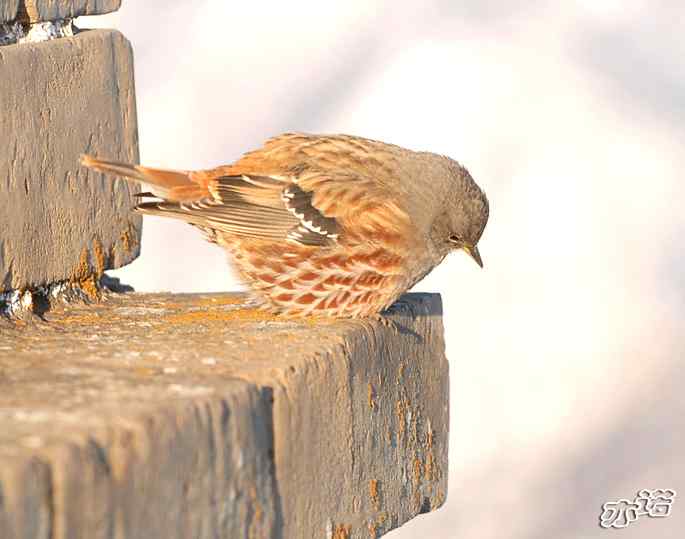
[{"left": 449, "top": 235, "right": 462, "bottom": 244}]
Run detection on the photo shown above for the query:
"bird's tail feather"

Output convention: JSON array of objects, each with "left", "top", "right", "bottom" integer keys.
[{"left": 80, "top": 154, "right": 205, "bottom": 201}]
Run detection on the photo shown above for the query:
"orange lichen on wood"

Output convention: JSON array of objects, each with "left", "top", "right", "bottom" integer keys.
[
  {"left": 80, "top": 275, "right": 101, "bottom": 300},
  {"left": 424, "top": 451, "right": 434, "bottom": 481},
  {"left": 133, "top": 367, "right": 158, "bottom": 377},
  {"left": 71, "top": 248, "right": 92, "bottom": 281},
  {"left": 396, "top": 398, "right": 406, "bottom": 439},
  {"left": 70, "top": 246, "right": 103, "bottom": 300},
  {"left": 369, "top": 479, "right": 380, "bottom": 509},
  {"left": 163, "top": 308, "right": 276, "bottom": 325},
  {"left": 332, "top": 524, "right": 351, "bottom": 539},
  {"left": 413, "top": 456, "right": 423, "bottom": 484},
  {"left": 119, "top": 223, "right": 139, "bottom": 254},
  {"left": 93, "top": 239, "right": 106, "bottom": 275},
  {"left": 194, "top": 296, "right": 245, "bottom": 307}
]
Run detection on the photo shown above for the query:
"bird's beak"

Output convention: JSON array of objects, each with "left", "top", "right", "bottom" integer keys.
[{"left": 464, "top": 244, "right": 483, "bottom": 268}]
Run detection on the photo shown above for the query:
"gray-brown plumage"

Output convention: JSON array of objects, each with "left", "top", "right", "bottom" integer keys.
[{"left": 81, "top": 133, "right": 489, "bottom": 317}]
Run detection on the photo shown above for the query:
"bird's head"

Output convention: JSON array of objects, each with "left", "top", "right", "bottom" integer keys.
[{"left": 430, "top": 159, "right": 489, "bottom": 268}]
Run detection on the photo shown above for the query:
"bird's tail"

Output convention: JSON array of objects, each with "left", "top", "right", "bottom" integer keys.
[{"left": 80, "top": 154, "right": 207, "bottom": 201}]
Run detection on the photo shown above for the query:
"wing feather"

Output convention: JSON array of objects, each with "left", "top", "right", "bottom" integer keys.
[{"left": 136, "top": 174, "right": 343, "bottom": 246}]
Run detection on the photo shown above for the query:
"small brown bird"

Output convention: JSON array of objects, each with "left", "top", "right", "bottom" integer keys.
[{"left": 81, "top": 133, "right": 488, "bottom": 317}]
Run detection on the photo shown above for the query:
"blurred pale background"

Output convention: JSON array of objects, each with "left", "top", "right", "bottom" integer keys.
[{"left": 83, "top": 2, "right": 684, "bottom": 537}]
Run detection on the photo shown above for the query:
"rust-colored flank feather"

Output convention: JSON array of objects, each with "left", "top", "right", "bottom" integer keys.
[{"left": 81, "top": 133, "right": 489, "bottom": 318}]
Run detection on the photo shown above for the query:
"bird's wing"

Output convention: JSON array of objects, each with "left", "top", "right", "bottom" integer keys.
[
  {"left": 136, "top": 172, "right": 409, "bottom": 249},
  {"left": 136, "top": 133, "right": 412, "bottom": 248},
  {"left": 135, "top": 174, "right": 306, "bottom": 243}
]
